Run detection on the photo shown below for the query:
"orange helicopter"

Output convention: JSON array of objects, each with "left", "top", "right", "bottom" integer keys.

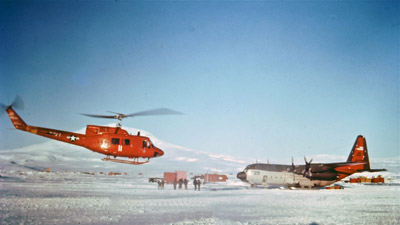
[{"left": 1, "top": 96, "right": 181, "bottom": 165}]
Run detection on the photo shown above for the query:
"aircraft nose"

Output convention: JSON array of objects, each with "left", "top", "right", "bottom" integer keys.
[
  {"left": 154, "top": 148, "right": 164, "bottom": 157},
  {"left": 237, "top": 171, "right": 247, "bottom": 181}
]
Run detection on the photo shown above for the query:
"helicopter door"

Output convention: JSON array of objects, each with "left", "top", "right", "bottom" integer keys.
[{"left": 111, "top": 138, "right": 122, "bottom": 152}]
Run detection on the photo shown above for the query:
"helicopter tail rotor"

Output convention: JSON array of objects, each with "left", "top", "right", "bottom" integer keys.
[{"left": 1, "top": 95, "right": 25, "bottom": 117}]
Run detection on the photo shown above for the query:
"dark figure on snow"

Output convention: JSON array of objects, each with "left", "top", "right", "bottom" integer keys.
[
  {"left": 197, "top": 179, "right": 201, "bottom": 191},
  {"left": 178, "top": 178, "right": 183, "bottom": 189},
  {"left": 157, "top": 180, "right": 162, "bottom": 190},
  {"left": 184, "top": 178, "right": 188, "bottom": 190},
  {"left": 161, "top": 179, "right": 165, "bottom": 189},
  {"left": 193, "top": 179, "right": 198, "bottom": 191},
  {"left": 173, "top": 178, "right": 177, "bottom": 190}
]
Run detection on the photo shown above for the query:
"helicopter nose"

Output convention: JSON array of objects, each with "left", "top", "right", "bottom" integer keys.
[
  {"left": 154, "top": 148, "right": 164, "bottom": 157},
  {"left": 237, "top": 171, "right": 247, "bottom": 182}
]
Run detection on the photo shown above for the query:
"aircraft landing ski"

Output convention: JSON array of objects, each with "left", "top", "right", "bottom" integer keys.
[{"left": 102, "top": 157, "right": 149, "bottom": 165}]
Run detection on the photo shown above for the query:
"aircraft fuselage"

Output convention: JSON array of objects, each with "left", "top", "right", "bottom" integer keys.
[
  {"left": 237, "top": 136, "right": 386, "bottom": 188},
  {"left": 238, "top": 162, "right": 359, "bottom": 188}
]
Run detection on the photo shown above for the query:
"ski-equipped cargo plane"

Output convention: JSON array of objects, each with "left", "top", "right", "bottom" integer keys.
[{"left": 237, "top": 135, "right": 386, "bottom": 188}]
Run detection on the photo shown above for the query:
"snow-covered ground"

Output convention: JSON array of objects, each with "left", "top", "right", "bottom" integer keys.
[
  {"left": 1, "top": 170, "right": 399, "bottom": 225},
  {"left": 1, "top": 126, "right": 399, "bottom": 224}
]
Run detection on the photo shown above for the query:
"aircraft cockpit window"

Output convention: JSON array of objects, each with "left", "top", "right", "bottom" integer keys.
[
  {"left": 111, "top": 138, "right": 120, "bottom": 145},
  {"left": 124, "top": 139, "right": 130, "bottom": 145},
  {"left": 246, "top": 165, "right": 256, "bottom": 170},
  {"left": 142, "top": 140, "right": 150, "bottom": 148}
]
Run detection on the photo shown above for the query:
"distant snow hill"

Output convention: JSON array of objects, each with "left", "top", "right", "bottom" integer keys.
[
  {"left": 0, "top": 126, "right": 398, "bottom": 178},
  {"left": 0, "top": 126, "right": 251, "bottom": 176}
]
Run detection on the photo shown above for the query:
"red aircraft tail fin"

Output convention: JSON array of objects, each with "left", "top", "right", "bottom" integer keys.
[
  {"left": 6, "top": 107, "right": 28, "bottom": 131},
  {"left": 347, "top": 135, "right": 370, "bottom": 170}
]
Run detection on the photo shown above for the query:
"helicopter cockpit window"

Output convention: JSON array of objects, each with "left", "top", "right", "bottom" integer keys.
[
  {"left": 124, "top": 139, "right": 130, "bottom": 145},
  {"left": 111, "top": 138, "right": 120, "bottom": 145},
  {"left": 142, "top": 140, "right": 150, "bottom": 148}
]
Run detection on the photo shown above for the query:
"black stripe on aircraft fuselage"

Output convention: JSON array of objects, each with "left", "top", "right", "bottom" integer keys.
[{"left": 245, "top": 162, "right": 366, "bottom": 172}]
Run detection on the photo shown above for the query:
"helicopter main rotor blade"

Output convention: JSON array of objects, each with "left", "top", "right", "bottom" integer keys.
[
  {"left": 80, "top": 108, "right": 182, "bottom": 121},
  {"left": 107, "top": 110, "right": 125, "bottom": 115},
  {"left": 80, "top": 113, "right": 118, "bottom": 119},
  {"left": 126, "top": 108, "right": 183, "bottom": 117}
]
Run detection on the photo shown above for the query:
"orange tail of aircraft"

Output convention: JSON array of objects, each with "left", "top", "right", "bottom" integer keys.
[
  {"left": 346, "top": 135, "right": 386, "bottom": 172},
  {"left": 347, "top": 135, "right": 370, "bottom": 171}
]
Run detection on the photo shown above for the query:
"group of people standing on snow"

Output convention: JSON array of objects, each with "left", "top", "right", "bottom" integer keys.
[
  {"left": 158, "top": 178, "right": 201, "bottom": 191},
  {"left": 173, "top": 178, "right": 189, "bottom": 190},
  {"left": 193, "top": 178, "right": 201, "bottom": 191}
]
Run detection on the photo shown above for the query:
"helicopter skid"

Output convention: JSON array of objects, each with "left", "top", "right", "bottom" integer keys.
[{"left": 102, "top": 157, "right": 149, "bottom": 165}]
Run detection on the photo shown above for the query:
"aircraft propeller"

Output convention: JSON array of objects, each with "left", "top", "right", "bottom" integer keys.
[
  {"left": 291, "top": 157, "right": 296, "bottom": 172},
  {"left": 303, "top": 156, "right": 313, "bottom": 177},
  {"left": 0, "top": 95, "right": 24, "bottom": 117}
]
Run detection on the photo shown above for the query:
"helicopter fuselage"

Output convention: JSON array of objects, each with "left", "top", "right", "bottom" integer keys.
[{"left": 6, "top": 107, "right": 164, "bottom": 162}]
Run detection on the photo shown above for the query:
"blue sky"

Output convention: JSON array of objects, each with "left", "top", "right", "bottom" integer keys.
[{"left": 1, "top": 0, "right": 399, "bottom": 161}]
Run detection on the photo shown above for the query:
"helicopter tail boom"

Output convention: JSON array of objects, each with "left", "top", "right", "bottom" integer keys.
[
  {"left": 6, "top": 107, "right": 86, "bottom": 147},
  {"left": 6, "top": 107, "right": 27, "bottom": 131}
]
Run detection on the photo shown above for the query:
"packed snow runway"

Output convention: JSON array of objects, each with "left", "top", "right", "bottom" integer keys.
[{"left": 1, "top": 171, "right": 399, "bottom": 225}]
